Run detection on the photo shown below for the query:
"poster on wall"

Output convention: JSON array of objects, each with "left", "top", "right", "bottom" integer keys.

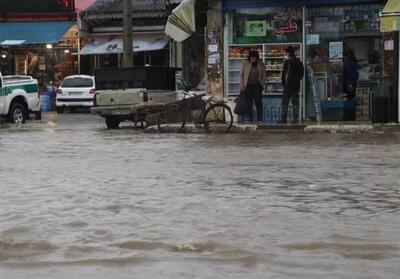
[
  {"left": 246, "top": 21, "right": 267, "bottom": 37},
  {"left": 306, "top": 34, "right": 319, "bottom": 45},
  {"left": 329, "top": 41, "right": 343, "bottom": 61},
  {"left": 206, "top": 26, "right": 223, "bottom": 98}
]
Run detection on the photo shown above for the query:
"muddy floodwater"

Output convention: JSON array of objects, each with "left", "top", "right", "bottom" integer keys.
[{"left": 0, "top": 114, "right": 399, "bottom": 279}]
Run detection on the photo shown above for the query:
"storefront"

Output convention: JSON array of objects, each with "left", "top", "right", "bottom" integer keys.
[
  {"left": 224, "top": 5, "right": 304, "bottom": 122},
  {"left": 305, "top": 3, "right": 389, "bottom": 122},
  {"left": 222, "top": 0, "right": 390, "bottom": 123},
  {"left": 0, "top": 22, "right": 78, "bottom": 87}
]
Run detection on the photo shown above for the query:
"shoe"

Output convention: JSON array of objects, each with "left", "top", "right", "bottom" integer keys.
[
  {"left": 290, "top": 120, "right": 298, "bottom": 124},
  {"left": 277, "top": 120, "right": 287, "bottom": 124}
]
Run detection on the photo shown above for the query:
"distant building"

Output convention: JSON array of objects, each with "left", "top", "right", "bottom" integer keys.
[{"left": 0, "top": 0, "right": 78, "bottom": 87}]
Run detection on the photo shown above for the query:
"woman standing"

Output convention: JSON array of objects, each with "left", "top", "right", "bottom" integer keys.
[{"left": 240, "top": 50, "right": 266, "bottom": 122}]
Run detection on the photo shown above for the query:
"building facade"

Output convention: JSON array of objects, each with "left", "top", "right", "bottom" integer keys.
[
  {"left": 214, "top": 0, "right": 398, "bottom": 122},
  {"left": 0, "top": 0, "right": 78, "bottom": 87},
  {"left": 79, "top": 0, "right": 176, "bottom": 74}
]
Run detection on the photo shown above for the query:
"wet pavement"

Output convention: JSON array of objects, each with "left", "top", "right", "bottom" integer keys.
[{"left": 0, "top": 113, "right": 400, "bottom": 279}]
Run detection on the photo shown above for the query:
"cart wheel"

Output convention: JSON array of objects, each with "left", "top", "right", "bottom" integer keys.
[
  {"left": 157, "top": 104, "right": 186, "bottom": 132},
  {"left": 105, "top": 117, "right": 120, "bottom": 129}
]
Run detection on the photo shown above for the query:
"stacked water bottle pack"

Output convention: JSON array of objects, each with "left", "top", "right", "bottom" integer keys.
[
  {"left": 242, "top": 96, "right": 293, "bottom": 123},
  {"left": 263, "top": 96, "right": 293, "bottom": 123}
]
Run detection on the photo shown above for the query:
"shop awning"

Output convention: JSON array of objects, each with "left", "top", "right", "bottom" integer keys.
[
  {"left": 380, "top": 0, "right": 400, "bottom": 32},
  {"left": 223, "top": 0, "right": 383, "bottom": 9},
  {"left": 79, "top": 34, "right": 169, "bottom": 55},
  {"left": 0, "top": 22, "right": 73, "bottom": 46},
  {"left": 165, "top": 0, "right": 195, "bottom": 42}
]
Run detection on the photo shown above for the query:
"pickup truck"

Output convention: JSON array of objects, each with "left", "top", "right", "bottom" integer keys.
[
  {"left": 91, "top": 67, "right": 180, "bottom": 129},
  {"left": 0, "top": 72, "right": 41, "bottom": 123}
]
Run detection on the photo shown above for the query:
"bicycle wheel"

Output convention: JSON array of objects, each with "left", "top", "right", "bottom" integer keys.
[
  {"left": 203, "top": 103, "right": 233, "bottom": 133},
  {"left": 157, "top": 103, "right": 186, "bottom": 132}
]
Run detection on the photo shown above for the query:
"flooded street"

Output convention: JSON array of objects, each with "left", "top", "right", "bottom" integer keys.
[{"left": 0, "top": 113, "right": 399, "bottom": 278}]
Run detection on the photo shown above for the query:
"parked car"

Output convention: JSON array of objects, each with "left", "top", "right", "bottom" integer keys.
[
  {"left": 56, "top": 75, "right": 95, "bottom": 113},
  {"left": 0, "top": 72, "right": 41, "bottom": 123}
]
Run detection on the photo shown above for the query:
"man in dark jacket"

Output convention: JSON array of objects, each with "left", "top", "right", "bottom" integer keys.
[{"left": 279, "top": 46, "right": 304, "bottom": 124}]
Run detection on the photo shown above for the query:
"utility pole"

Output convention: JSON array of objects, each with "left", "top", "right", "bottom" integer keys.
[{"left": 122, "top": 0, "right": 133, "bottom": 67}]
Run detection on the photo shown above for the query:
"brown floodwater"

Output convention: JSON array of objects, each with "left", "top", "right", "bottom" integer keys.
[{"left": 0, "top": 113, "right": 399, "bottom": 278}]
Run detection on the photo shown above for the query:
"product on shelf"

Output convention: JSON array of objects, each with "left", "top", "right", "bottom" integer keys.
[
  {"left": 229, "top": 46, "right": 262, "bottom": 59},
  {"left": 228, "top": 43, "right": 302, "bottom": 97},
  {"left": 267, "top": 47, "right": 286, "bottom": 57}
]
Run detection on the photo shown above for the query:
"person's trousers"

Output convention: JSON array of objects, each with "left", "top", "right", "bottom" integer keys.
[
  {"left": 245, "top": 84, "right": 263, "bottom": 122},
  {"left": 281, "top": 88, "right": 299, "bottom": 121}
]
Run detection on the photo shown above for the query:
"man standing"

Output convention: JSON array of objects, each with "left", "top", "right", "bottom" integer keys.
[{"left": 279, "top": 46, "right": 304, "bottom": 124}]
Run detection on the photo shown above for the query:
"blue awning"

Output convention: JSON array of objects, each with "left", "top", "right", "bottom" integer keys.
[
  {"left": 0, "top": 22, "right": 73, "bottom": 46},
  {"left": 223, "top": 0, "right": 383, "bottom": 10}
]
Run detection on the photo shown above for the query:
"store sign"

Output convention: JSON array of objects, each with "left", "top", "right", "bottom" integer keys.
[
  {"left": 80, "top": 35, "right": 169, "bottom": 55},
  {"left": 273, "top": 9, "right": 302, "bottom": 36},
  {"left": 329, "top": 41, "right": 343, "bottom": 61}
]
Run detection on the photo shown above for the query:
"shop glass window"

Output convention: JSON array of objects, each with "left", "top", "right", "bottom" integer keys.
[
  {"left": 230, "top": 8, "right": 303, "bottom": 44},
  {"left": 305, "top": 4, "right": 383, "bottom": 101}
]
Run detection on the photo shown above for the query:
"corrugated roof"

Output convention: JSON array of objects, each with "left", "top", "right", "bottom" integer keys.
[{"left": 87, "top": 0, "right": 168, "bottom": 13}]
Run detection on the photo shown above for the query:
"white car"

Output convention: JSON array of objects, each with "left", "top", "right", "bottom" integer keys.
[{"left": 56, "top": 75, "right": 95, "bottom": 113}]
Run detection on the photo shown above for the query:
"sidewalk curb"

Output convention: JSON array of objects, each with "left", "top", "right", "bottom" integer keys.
[
  {"left": 144, "top": 124, "right": 258, "bottom": 133},
  {"left": 144, "top": 122, "right": 400, "bottom": 135}
]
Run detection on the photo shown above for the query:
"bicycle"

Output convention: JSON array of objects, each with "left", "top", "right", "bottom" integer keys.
[{"left": 157, "top": 91, "right": 233, "bottom": 133}]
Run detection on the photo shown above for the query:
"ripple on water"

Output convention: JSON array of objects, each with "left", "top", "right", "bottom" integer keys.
[
  {"left": 0, "top": 235, "right": 59, "bottom": 261},
  {"left": 283, "top": 241, "right": 399, "bottom": 260}
]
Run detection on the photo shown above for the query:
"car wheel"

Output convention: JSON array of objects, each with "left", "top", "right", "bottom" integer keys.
[
  {"left": 8, "top": 103, "right": 27, "bottom": 124},
  {"left": 105, "top": 117, "right": 120, "bottom": 129},
  {"left": 56, "top": 107, "right": 64, "bottom": 114}
]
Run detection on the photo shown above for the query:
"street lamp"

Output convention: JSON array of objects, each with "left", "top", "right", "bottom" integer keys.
[{"left": 46, "top": 44, "right": 53, "bottom": 49}]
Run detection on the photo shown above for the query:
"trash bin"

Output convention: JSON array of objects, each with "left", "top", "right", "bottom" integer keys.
[
  {"left": 321, "top": 100, "right": 357, "bottom": 121},
  {"left": 372, "top": 97, "right": 389, "bottom": 123}
]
